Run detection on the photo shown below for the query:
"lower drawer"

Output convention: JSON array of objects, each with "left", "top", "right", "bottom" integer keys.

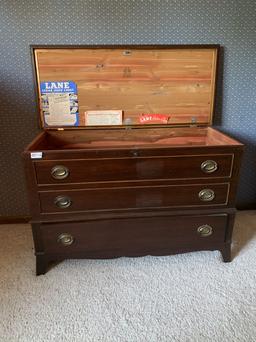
[{"left": 40, "top": 214, "right": 228, "bottom": 254}]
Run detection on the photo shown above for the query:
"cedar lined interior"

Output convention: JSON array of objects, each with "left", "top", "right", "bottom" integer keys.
[
  {"left": 34, "top": 46, "right": 218, "bottom": 128},
  {"left": 31, "top": 127, "right": 242, "bottom": 150}
]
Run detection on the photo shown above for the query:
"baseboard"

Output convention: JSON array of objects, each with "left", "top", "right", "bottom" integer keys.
[
  {"left": 237, "top": 205, "right": 256, "bottom": 210},
  {"left": 0, "top": 216, "right": 31, "bottom": 224}
]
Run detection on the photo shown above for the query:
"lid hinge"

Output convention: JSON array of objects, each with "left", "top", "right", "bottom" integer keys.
[{"left": 190, "top": 117, "right": 198, "bottom": 127}]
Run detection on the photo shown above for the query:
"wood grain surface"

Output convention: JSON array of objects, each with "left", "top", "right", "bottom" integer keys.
[{"left": 34, "top": 46, "right": 218, "bottom": 127}]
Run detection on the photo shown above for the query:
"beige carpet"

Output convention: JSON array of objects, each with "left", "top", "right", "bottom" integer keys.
[{"left": 0, "top": 211, "right": 256, "bottom": 342}]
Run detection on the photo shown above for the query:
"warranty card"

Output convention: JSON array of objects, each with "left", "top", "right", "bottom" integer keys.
[{"left": 84, "top": 110, "right": 123, "bottom": 126}]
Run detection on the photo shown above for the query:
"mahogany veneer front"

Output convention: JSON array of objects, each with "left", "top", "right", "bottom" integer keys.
[{"left": 23, "top": 126, "right": 243, "bottom": 275}]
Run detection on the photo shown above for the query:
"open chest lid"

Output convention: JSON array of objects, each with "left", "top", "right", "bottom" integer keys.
[{"left": 31, "top": 45, "right": 219, "bottom": 129}]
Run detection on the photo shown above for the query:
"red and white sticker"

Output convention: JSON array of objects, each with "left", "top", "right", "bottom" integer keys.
[{"left": 139, "top": 114, "right": 170, "bottom": 124}]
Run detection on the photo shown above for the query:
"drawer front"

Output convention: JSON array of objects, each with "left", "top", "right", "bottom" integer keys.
[
  {"left": 34, "top": 154, "right": 233, "bottom": 184},
  {"left": 40, "top": 214, "right": 228, "bottom": 254},
  {"left": 39, "top": 183, "right": 229, "bottom": 213}
]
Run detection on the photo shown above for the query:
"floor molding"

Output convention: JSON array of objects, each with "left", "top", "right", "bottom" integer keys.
[
  {"left": 0, "top": 216, "right": 31, "bottom": 224},
  {"left": 237, "top": 205, "right": 256, "bottom": 210}
]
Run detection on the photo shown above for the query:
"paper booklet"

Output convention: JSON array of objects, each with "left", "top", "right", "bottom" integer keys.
[{"left": 40, "top": 81, "right": 79, "bottom": 126}]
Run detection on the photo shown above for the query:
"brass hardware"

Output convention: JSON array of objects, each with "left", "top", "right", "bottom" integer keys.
[
  {"left": 57, "top": 233, "right": 74, "bottom": 246},
  {"left": 190, "top": 117, "right": 197, "bottom": 127},
  {"left": 198, "top": 189, "right": 215, "bottom": 202},
  {"left": 201, "top": 160, "right": 218, "bottom": 173},
  {"left": 54, "top": 196, "right": 72, "bottom": 208},
  {"left": 197, "top": 224, "right": 213, "bottom": 237},
  {"left": 124, "top": 117, "right": 133, "bottom": 128},
  {"left": 123, "top": 50, "right": 132, "bottom": 56},
  {"left": 51, "top": 165, "right": 69, "bottom": 180}
]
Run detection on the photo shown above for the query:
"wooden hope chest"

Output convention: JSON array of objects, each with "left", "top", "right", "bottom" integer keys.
[{"left": 23, "top": 45, "right": 243, "bottom": 275}]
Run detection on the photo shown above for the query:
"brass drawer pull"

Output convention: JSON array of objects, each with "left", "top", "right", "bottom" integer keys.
[
  {"left": 197, "top": 224, "right": 213, "bottom": 237},
  {"left": 198, "top": 189, "right": 215, "bottom": 202},
  {"left": 51, "top": 165, "right": 69, "bottom": 180},
  {"left": 57, "top": 233, "right": 74, "bottom": 246},
  {"left": 201, "top": 160, "right": 218, "bottom": 173},
  {"left": 54, "top": 196, "right": 72, "bottom": 208}
]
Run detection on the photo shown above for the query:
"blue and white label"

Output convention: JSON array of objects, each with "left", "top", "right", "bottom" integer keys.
[
  {"left": 40, "top": 81, "right": 77, "bottom": 94},
  {"left": 40, "top": 81, "right": 79, "bottom": 126}
]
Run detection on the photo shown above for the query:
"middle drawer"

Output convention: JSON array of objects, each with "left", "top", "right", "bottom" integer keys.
[{"left": 39, "top": 183, "right": 229, "bottom": 213}]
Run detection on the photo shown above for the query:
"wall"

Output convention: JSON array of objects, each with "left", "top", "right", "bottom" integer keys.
[{"left": 0, "top": 0, "right": 255, "bottom": 216}]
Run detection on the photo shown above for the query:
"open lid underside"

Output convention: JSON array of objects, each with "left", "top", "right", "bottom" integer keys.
[{"left": 33, "top": 45, "right": 219, "bottom": 129}]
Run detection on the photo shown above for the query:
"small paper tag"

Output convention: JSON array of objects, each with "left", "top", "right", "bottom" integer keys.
[
  {"left": 85, "top": 110, "right": 123, "bottom": 126},
  {"left": 30, "top": 152, "right": 43, "bottom": 159}
]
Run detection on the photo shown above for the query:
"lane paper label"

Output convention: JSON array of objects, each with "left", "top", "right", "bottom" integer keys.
[{"left": 40, "top": 81, "right": 79, "bottom": 126}]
